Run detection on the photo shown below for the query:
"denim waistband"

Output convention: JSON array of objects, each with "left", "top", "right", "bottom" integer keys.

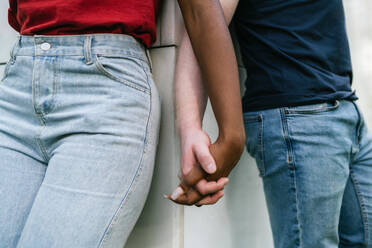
[{"left": 10, "top": 33, "right": 151, "bottom": 66}]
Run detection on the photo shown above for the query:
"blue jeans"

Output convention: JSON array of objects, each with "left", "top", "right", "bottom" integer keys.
[
  {"left": 243, "top": 99, "right": 372, "bottom": 247},
  {"left": 0, "top": 34, "right": 161, "bottom": 248}
]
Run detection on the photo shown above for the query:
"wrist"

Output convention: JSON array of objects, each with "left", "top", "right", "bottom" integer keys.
[
  {"left": 177, "top": 120, "right": 203, "bottom": 140},
  {"left": 217, "top": 128, "right": 246, "bottom": 152}
]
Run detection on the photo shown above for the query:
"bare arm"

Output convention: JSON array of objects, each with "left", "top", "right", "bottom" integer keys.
[
  {"left": 171, "top": 0, "right": 243, "bottom": 205},
  {"left": 175, "top": 0, "right": 240, "bottom": 138},
  {"left": 177, "top": 0, "right": 244, "bottom": 142}
]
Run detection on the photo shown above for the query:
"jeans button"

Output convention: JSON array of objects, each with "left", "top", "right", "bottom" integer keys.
[{"left": 40, "top": 42, "right": 51, "bottom": 51}]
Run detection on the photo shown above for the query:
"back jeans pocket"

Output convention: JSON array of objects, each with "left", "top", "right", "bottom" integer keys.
[{"left": 244, "top": 113, "right": 265, "bottom": 176}]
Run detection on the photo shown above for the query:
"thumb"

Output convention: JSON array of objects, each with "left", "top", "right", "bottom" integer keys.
[
  {"left": 181, "top": 148, "right": 196, "bottom": 176},
  {"left": 193, "top": 143, "right": 216, "bottom": 174}
]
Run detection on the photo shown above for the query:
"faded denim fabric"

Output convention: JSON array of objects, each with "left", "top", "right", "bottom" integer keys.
[
  {"left": 244, "top": 99, "right": 372, "bottom": 248},
  {"left": 0, "top": 34, "right": 161, "bottom": 248}
]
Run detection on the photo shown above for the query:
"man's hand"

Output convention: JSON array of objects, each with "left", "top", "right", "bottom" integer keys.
[
  {"left": 172, "top": 0, "right": 243, "bottom": 206},
  {"left": 172, "top": 128, "right": 229, "bottom": 205},
  {"left": 167, "top": 133, "right": 245, "bottom": 206},
  {"left": 181, "top": 128, "right": 216, "bottom": 176}
]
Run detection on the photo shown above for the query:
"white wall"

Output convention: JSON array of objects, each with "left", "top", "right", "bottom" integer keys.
[
  {"left": 1, "top": 1, "right": 371, "bottom": 248},
  {"left": 344, "top": 1, "right": 372, "bottom": 123}
]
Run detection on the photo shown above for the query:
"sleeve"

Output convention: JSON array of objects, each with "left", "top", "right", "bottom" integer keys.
[{"left": 8, "top": 0, "right": 21, "bottom": 32}]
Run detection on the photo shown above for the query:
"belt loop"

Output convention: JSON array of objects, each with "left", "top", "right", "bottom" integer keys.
[
  {"left": 9, "top": 35, "right": 20, "bottom": 64},
  {"left": 352, "top": 100, "right": 364, "bottom": 146},
  {"left": 84, "top": 36, "right": 93, "bottom": 65},
  {"left": 145, "top": 48, "right": 153, "bottom": 73}
]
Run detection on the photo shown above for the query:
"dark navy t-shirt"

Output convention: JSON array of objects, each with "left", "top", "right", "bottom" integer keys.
[{"left": 233, "top": 0, "right": 358, "bottom": 112}]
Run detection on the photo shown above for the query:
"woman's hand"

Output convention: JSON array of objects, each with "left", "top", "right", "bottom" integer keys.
[
  {"left": 173, "top": 0, "right": 245, "bottom": 206},
  {"left": 172, "top": 127, "right": 229, "bottom": 205},
  {"left": 167, "top": 132, "right": 245, "bottom": 206}
]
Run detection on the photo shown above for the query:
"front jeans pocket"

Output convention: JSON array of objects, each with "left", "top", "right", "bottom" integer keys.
[
  {"left": 243, "top": 113, "right": 265, "bottom": 176},
  {"left": 93, "top": 54, "right": 150, "bottom": 94},
  {"left": 284, "top": 99, "right": 340, "bottom": 115}
]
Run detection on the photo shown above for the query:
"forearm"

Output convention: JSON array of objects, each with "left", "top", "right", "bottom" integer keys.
[
  {"left": 175, "top": 31, "right": 208, "bottom": 138},
  {"left": 177, "top": 0, "right": 244, "bottom": 144},
  {"left": 175, "top": 0, "right": 239, "bottom": 139}
]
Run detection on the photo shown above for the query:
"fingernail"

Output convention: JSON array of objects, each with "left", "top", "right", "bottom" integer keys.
[
  {"left": 162, "top": 194, "right": 169, "bottom": 199},
  {"left": 171, "top": 187, "right": 184, "bottom": 200},
  {"left": 207, "top": 163, "right": 216, "bottom": 173}
]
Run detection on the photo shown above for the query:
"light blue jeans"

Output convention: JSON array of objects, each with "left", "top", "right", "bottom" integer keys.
[
  {"left": 244, "top": 99, "right": 372, "bottom": 247},
  {"left": 0, "top": 34, "right": 161, "bottom": 248}
]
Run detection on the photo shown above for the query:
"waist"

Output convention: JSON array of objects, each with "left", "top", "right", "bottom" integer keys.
[{"left": 11, "top": 33, "right": 150, "bottom": 66}]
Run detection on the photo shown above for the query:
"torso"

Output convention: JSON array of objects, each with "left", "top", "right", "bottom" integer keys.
[
  {"left": 8, "top": 0, "right": 159, "bottom": 47},
  {"left": 234, "top": 0, "right": 358, "bottom": 112}
]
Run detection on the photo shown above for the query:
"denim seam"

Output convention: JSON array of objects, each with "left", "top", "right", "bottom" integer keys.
[
  {"left": 349, "top": 170, "right": 370, "bottom": 245},
  {"left": 16, "top": 53, "right": 149, "bottom": 62},
  {"left": 352, "top": 101, "right": 363, "bottom": 147},
  {"left": 258, "top": 115, "right": 265, "bottom": 176},
  {"left": 280, "top": 108, "right": 302, "bottom": 247},
  {"left": 40, "top": 57, "right": 59, "bottom": 116},
  {"left": 31, "top": 54, "right": 38, "bottom": 117},
  {"left": 1, "top": 58, "right": 12, "bottom": 82},
  {"left": 35, "top": 131, "right": 50, "bottom": 162},
  {"left": 243, "top": 114, "right": 265, "bottom": 176},
  {"left": 51, "top": 57, "right": 60, "bottom": 113},
  {"left": 9, "top": 37, "right": 19, "bottom": 62},
  {"left": 14, "top": 54, "right": 147, "bottom": 64},
  {"left": 138, "top": 59, "right": 151, "bottom": 96},
  {"left": 30, "top": 49, "right": 51, "bottom": 162},
  {"left": 97, "top": 72, "right": 153, "bottom": 248},
  {"left": 1, "top": 38, "right": 18, "bottom": 81}
]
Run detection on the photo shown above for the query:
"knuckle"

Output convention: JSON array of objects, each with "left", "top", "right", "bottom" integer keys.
[
  {"left": 199, "top": 154, "right": 210, "bottom": 161},
  {"left": 181, "top": 170, "right": 189, "bottom": 178},
  {"left": 197, "top": 187, "right": 207, "bottom": 195}
]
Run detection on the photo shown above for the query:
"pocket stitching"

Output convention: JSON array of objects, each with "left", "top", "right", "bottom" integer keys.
[
  {"left": 244, "top": 114, "right": 262, "bottom": 123},
  {"left": 285, "top": 100, "right": 340, "bottom": 115},
  {"left": 93, "top": 54, "right": 150, "bottom": 94},
  {"left": 244, "top": 114, "right": 265, "bottom": 176},
  {"left": 1, "top": 59, "right": 12, "bottom": 82},
  {"left": 258, "top": 115, "right": 265, "bottom": 176}
]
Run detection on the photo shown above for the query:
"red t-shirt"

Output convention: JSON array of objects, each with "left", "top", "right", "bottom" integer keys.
[{"left": 8, "top": 0, "right": 159, "bottom": 48}]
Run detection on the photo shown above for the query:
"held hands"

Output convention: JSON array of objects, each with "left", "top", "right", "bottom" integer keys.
[{"left": 166, "top": 128, "right": 245, "bottom": 206}]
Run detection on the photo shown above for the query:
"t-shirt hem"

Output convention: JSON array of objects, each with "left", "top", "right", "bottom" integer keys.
[{"left": 242, "top": 90, "right": 358, "bottom": 112}]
